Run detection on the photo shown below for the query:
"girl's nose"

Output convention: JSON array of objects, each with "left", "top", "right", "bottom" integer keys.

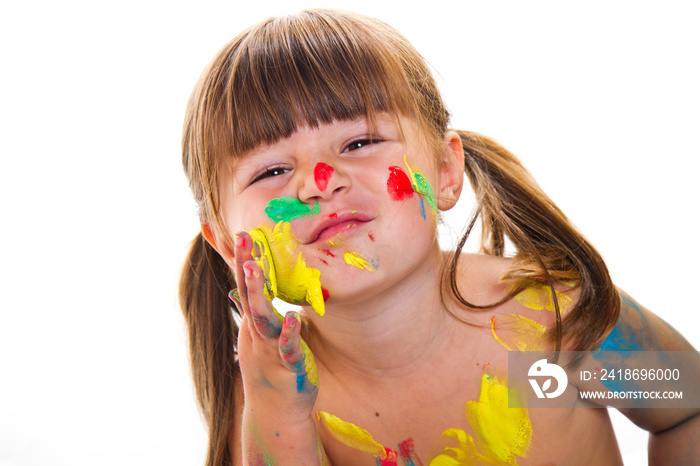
[{"left": 297, "top": 161, "right": 350, "bottom": 202}]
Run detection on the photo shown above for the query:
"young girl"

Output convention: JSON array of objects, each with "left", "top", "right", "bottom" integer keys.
[{"left": 179, "top": 9, "right": 698, "bottom": 465}]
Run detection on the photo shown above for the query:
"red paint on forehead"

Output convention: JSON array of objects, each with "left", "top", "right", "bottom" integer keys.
[
  {"left": 314, "top": 163, "right": 334, "bottom": 191},
  {"left": 387, "top": 166, "right": 414, "bottom": 201}
]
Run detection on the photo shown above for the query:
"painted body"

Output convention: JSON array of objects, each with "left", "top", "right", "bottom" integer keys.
[
  {"left": 490, "top": 314, "right": 547, "bottom": 352},
  {"left": 319, "top": 374, "right": 532, "bottom": 466},
  {"left": 512, "top": 281, "right": 573, "bottom": 314},
  {"left": 431, "top": 375, "right": 532, "bottom": 465}
]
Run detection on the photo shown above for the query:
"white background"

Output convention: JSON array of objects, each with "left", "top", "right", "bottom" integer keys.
[{"left": 1, "top": 1, "right": 698, "bottom": 465}]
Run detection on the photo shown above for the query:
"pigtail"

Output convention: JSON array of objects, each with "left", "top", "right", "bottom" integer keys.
[
  {"left": 451, "top": 130, "right": 620, "bottom": 351},
  {"left": 179, "top": 232, "right": 239, "bottom": 466}
]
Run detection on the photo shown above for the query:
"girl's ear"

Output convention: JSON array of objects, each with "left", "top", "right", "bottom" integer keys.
[
  {"left": 201, "top": 223, "right": 218, "bottom": 248},
  {"left": 437, "top": 131, "right": 465, "bottom": 211},
  {"left": 202, "top": 223, "right": 236, "bottom": 262}
]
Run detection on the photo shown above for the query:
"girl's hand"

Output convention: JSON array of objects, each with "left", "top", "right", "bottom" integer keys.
[{"left": 231, "top": 231, "right": 324, "bottom": 464}]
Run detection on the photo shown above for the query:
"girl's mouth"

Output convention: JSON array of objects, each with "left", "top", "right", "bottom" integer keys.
[{"left": 304, "top": 211, "right": 373, "bottom": 245}]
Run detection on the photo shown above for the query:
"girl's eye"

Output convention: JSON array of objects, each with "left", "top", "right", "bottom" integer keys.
[
  {"left": 250, "top": 166, "right": 290, "bottom": 184},
  {"left": 343, "top": 137, "right": 382, "bottom": 153}
]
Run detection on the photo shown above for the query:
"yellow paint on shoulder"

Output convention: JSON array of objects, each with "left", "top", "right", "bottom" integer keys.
[
  {"left": 513, "top": 281, "right": 573, "bottom": 313},
  {"left": 343, "top": 251, "right": 376, "bottom": 271},
  {"left": 251, "top": 221, "right": 325, "bottom": 315},
  {"left": 490, "top": 314, "right": 547, "bottom": 352}
]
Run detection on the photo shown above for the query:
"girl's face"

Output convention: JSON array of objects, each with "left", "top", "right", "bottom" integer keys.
[{"left": 215, "top": 113, "right": 463, "bottom": 305}]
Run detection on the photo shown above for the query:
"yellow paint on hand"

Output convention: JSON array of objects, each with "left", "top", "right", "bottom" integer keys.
[
  {"left": 513, "top": 281, "right": 573, "bottom": 313},
  {"left": 466, "top": 374, "right": 532, "bottom": 465},
  {"left": 250, "top": 221, "right": 325, "bottom": 316},
  {"left": 300, "top": 337, "right": 319, "bottom": 388},
  {"left": 490, "top": 314, "right": 547, "bottom": 352},
  {"left": 343, "top": 251, "right": 376, "bottom": 271},
  {"left": 317, "top": 411, "right": 385, "bottom": 457}
]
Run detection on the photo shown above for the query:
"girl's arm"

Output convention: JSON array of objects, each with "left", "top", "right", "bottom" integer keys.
[
  {"left": 581, "top": 291, "right": 700, "bottom": 463},
  {"left": 612, "top": 292, "right": 700, "bottom": 464},
  {"left": 230, "top": 231, "right": 329, "bottom": 466}
]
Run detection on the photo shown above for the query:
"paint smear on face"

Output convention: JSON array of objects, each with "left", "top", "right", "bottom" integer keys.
[
  {"left": 490, "top": 314, "right": 547, "bottom": 351},
  {"left": 403, "top": 155, "right": 437, "bottom": 214},
  {"left": 314, "top": 162, "right": 334, "bottom": 191},
  {"left": 343, "top": 251, "right": 377, "bottom": 271},
  {"left": 250, "top": 221, "right": 325, "bottom": 315},
  {"left": 265, "top": 196, "right": 320, "bottom": 222},
  {"left": 512, "top": 280, "right": 573, "bottom": 314},
  {"left": 317, "top": 411, "right": 397, "bottom": 464},
  {"left": 387, "top": 166, "right": 414, "bottom": 200},
  {"left": 466, "top": 374, "right": 532, "bottom": 464}
]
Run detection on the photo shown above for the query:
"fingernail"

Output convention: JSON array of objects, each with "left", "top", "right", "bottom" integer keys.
[
  {"left": 234, "top": 233, "right": 245, "bottom": 248},
  {"left": 284, "top": 311, "right": 298, "bottom": 329}
]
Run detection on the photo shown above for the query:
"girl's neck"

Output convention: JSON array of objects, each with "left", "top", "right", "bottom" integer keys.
[{"left": 304, "top": 247, "right": 462, "bottom": 381}]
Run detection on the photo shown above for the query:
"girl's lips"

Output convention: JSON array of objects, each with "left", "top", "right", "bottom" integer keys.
[{"left": 304, "top": 212, "right": 373, "bottom": 244}]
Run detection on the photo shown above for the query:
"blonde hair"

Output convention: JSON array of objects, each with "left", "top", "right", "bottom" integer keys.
[{"left": 179, "top": 9, "right": 619, "bottom": 465}]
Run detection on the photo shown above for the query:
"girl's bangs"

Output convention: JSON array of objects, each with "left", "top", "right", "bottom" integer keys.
[{"left": 213, "top": 11, "right": 419, "bottom": 156}]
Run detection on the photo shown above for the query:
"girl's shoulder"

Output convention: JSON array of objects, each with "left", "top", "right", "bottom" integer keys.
[{"left": 450, "top": 252, "right": 574, "bottom": 350}]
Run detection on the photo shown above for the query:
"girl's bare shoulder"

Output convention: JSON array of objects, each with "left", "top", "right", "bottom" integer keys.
[{"left": 449, "top": 252, "right": 574, "bottom": 348}]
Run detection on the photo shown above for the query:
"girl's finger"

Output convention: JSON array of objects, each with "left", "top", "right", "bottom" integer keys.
[
  {"left": 243, "top": 260, "right": 283, "bottom": 339},
  {"left": 232, "top": 232, "right": 253, "bottom": 316},
  {"left": 279, "top": 311, "right": 319, "bottom": 394}
]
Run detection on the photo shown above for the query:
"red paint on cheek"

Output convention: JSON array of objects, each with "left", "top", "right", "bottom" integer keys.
[
  {"left": 322, "top": 288, "right": 330, "bottom": 302},
  {"left": 368, "top": 232, "right": 375, "bottom": 242},
  {"left": 320, "top": 249, "right": 335, "bottom": 258},
  {"left": 387, "top": 166, "right": 414, "bottom": 200},
  {"left": 314, "top": 163, "right": 334, "bottom": 191}
]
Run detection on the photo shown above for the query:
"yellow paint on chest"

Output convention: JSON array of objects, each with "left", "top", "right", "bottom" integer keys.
[
  {"left": 317, "top": 411, "right": 387, "bottom": 458},
  {"left": 430, "top": 374, "right": 532, "bottom": 465}
]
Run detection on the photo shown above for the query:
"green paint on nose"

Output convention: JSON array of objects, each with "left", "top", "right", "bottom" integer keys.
[{"left": 264, "top": 197, "right": 320, "bottom": 222}]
